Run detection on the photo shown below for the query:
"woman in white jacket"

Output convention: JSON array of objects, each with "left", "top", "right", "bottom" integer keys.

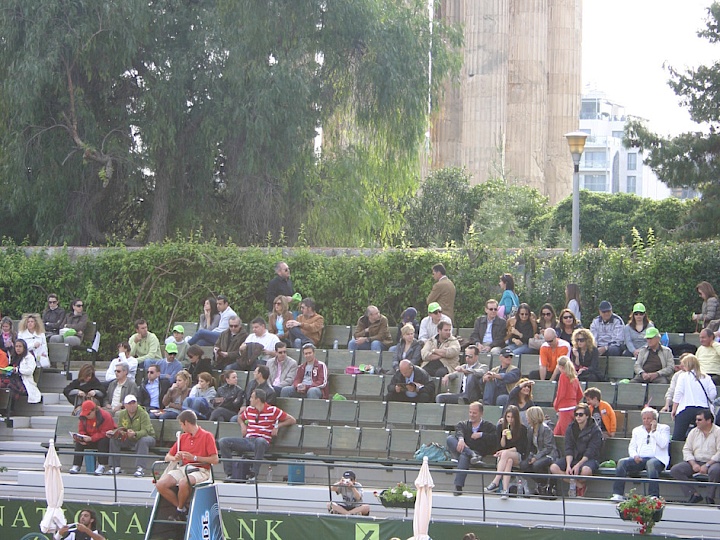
[
  {"left": 17, "top": 313, "right": 49, "bottom": 368},
  {"left": 10, "top": 339, "right": 41, "bottom": 403},
  {"left": 672, "top": 354, "right": 717, "bottom": 441}
]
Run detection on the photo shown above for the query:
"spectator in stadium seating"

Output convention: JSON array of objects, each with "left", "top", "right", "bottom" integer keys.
[
  {"left": 267, "top": 343, "right": 298, "bottom": 395},
  {"left": 280, "top": 343, "right": 329, "bottom": 399},
  {"left": 553, "top": 356, "right": 583, "bottom": 435},
  {"left": 64, "top": 363, "right": 105, "bottom": 411},
  {"left": 671, "top": 354, "right": 717, "bottom": 441},
  {"left": 156, "top": 342, "right": 183, "bottom": 381},
  {"left": 427, "top": 263, "right": 456, "bottom": 321},
  {"left": 209, "top": 370, "right": 244, "bottom": 422},
  {"left": 590, "top": 300, "right": 625, "bottom": 357},
  {"left": 129, "top": 319, "right": 162, "bottom": 370},
  {"left": 152, "top": 370, "right": 192, "bottom": 420},
  {"left": 696, "top": 328, "right": 720, "bottom": 384},
  {"left": 693, "top": 281, "right": 719, "bottom": 329},
  {"left": 497, "top": 273, "right": 519, "bottom": 320},
  {"left": 671, "top": 408, "right": 720, "bottom": 504},
  {"left": 327, "top": 470, "right": 370, "bottom": 515},
  {"left": 436, "top": 345, "right": 487, "bottom": 404},
  {"left": 624, "top": 303, "right": 655, "bottom": 358},
  {"left": 9, "top": 339, "right": 41, "bottom": 403},
  {"left": 661, "top": 353, "right": 688, "bottom": 413},
  {"left": 392, "top": 323, "right": 423, "bottom": 371},
  {"left": 549, "top": 403, "right": 603, "bottom": 497},
  {"left": 286, "top": 298, "right": 324, "bottom": 348},
  {"left": 17, "top": 312, "right": 49, "bottom": 368},
  {"left": 213, "top": 316, "right": 248, "bottom": 370},
  {"left": 522, "top": 406, "right": 559, "bottom": 495},
  {"left": 482, "top": 348, "right": 520, "bottom": 406},
  {"left": 242, "top": 365, "right": 276, "bottom": 409},
  {"left": 188, "top": 295, "right": 237, "bottom": 346},
  {"left": 421, "top": 320, "right": 460, "bottom": 377},
  {"left": 105, "top": 342, "right": 138, "bottom": 385},
  {"left": 505, "top": 303, "right": 537, "bottom": 355},
  {"left": 197, "top": 297, "right": 220, "bottom": 334},
  {"left": 108, "top": 394, "right": 156, "bottom": 477},
  {"left": 468, "top": 299, "right": 506, "bottom": 354},
  {"left": 505, "top": 378, "right": 535, "bottom": 425},
  {"left": 49, "top": 298, "right": 88, "bottom": 348},
  {"left": 0, "top": 316, "right": 16, "bottom": 358},
  {"left": 418, "top": 303, "right": 453, "bottom": 343},
  {"left": 565, "top": 283, "right": 583, "bottom": 323},
  {"left": 485, "top": 405, "right": 528, "bottom": 499},
  {"left": 42, "top": 293, "right": 65, "bottom": 338},
  {"left": 348, "top": 305, "right": 394, "bottom": 352},
  {"left": 387, "top": 359, "right": 435, "bottom": 403},
  {"left": 268, "top": 295, "right": 293, "bottom": 346},
  {"left": 157, "top": 410, "right": 218, "bottom": 521},
  {"left": 584, "top": 386, "right": 616, "bottom": 439},
  {"left": 632, "top": 327, "right": 674, "bottom": 384},
  {"left": 555, "top": 308, "right": 582, "bottom": 343},
  {"left": 185, "top": 345, "right": 212, "bottom": 383},
  {"left": 219, "top": 389, "right": 296, "bottom": 482},
  {"left": 536, "top": 304, "right": 557, "bottom": 334},
  {"left": 395, "top": 307, "right": 420, "bottom": 342},
  {"left": 611, "top": 407, "right": 670, "bottom": 501},
  {"left": 182, "top": 372, "right": 216, "bottom": 419},
  {"left": 570, "top": 328, "right": 602, "bottom": 383},
  {"left": 241, "top": 317, "right": 280, "bottom": 363},
  {"left": 529, "top": 328, "right": 570, "bottom": 381},
  {"left": 103, "top": 361, "right": 138, "bottom": 415},
  {"left": 138, "top": 364, "right": 171, "bottom": 411},
  {"left": 69, "top": 400, "right": 116, "bottom": 475},
  {"left": 164, "top": 325, "right": 188, "bottom": 365},
  {"left": 266, "top": 261, "right": 294, "bottom": 312},
  {"left": 56, "top": 507, "right": 105, "bottom": 540},
  {"left": 446, "top": 401, "right": 498, "bottom": 496}
]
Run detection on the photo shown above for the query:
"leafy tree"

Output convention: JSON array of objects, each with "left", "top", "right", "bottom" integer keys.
[{"left": 625, "top": 2, "right": 720, "bottom": 238}]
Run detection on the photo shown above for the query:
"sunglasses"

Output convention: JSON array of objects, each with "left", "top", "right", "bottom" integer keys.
[
  {"left": 48, "top": 300, "right": 58, "bottom": 304},
  {"left": 562, "top": 315, "right": 574, "bottom": 320},
  {"left": 633, "top": 312, "right": 644, "bottom": 316},
  {"left": 487, "top": 307, "right": 498, "bottom": 311},
  {"left": 541, "top": 312, "right": 552, "bottom": 316},
  {"left": 574, "top": 412, "right": 586, "bottom": 417},
  {"left": 75, "top": 304, "right": 84, "bottom": 307},
  {"left": 576, "top": 337, "right": 586, "bottom": 342},
  {"left": 274, "top": 302, "right": 283, "bottom": 305},
  {"left": 545, "top": 338, "right": 555, "bottom": 344},
  {"left": 229, "top": 324, "right": 240, "bottom": 328}
]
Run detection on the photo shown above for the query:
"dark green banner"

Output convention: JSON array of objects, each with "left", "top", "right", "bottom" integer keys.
[{"left": 0, "top": 499, "right": 646, "bottom": 540}]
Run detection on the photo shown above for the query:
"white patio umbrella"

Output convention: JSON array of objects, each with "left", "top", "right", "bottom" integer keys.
[
  {"left": 40, "top": 439, "right": 67, "bottom": 534},
  {"left": 409, "top": 456, "right": 434, "bottom": 540}
]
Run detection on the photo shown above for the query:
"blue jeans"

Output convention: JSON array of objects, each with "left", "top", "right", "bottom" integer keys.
[
  {"left": 289, "top": 327, "right": 313, "bottom": 348},
  {"left": 348, "top": 339, "right": 386, "bottom": 352},
  {"left": 188, "top": 329, "right": 220, "bottom": 347},
  {"left": 508, "top": 343, "right": 534, "bottom": 356},
  {"left": 446, "top": 435, "right": 475, "bottom": 488},
  {"left": 182, "top": 397, "right": 211, "bottom": 420},
  {"left": 483, "top": 379, "right": 509, "bottom": 406},
  {"left": 613, "top": 457, "right": 665, "bottom": 497},
  {"left": 280, "top": 386, "right": 322, "bottom": 399},
  {"left": 219, "top": 436, "right": 269, "bottom": 477}
]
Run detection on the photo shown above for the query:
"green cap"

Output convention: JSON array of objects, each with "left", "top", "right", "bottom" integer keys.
[
  {"left": 291, "top": 293, "right": 302, "bottom": 302},
  {"left": 172, "top": 324, "right": 185, "bottom": 334},
  {"left": 165, "top": 342, "right": 179, "bottom": 354},
  {"left": 645, "top": 327, "right": 660, "bottom": 339},
  {"left": 428, "top": 302, "right": 441, "bottom": 313},
  {"left": 633, "top": 303, "right": 646, "bottom": 313}
]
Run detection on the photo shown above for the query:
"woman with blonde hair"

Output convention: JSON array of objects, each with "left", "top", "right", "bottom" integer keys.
[
  {"left": 553, "top": 356, "right": 583, "bottom": 435},
  {"left": 183, "top": 371, "right": 217, "bottom": 420},
  {"left": 521, "top": 406, "right": 559, "bottom": 494},
  {"left": 671, "top": 354, "right": 717, "bottom": 440},
  {"left": 17, "top": 313, "right": 49, "bottom": 368},
  {"left": 153, "top": 370, "right": 191, "bottom": 420},
  {"left": 268, "top": 295, "right": 293, "bottom": 345},
  {"left": 392, "top": 323, "right": 422, "bottom": 371},
  {"left": 571, "top": 328, "right": 602, "bottom": 382}
]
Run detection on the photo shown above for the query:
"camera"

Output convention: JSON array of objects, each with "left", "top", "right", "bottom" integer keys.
[{"left": 67, "top": 523, "right": 78, "bottom": 532}]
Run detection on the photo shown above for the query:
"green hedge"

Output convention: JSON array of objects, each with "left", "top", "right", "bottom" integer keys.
[{"left": 0, "top": 240, "right": 715, "bottom": 358}]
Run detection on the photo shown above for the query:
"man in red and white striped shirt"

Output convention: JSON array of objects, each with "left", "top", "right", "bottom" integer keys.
[{"left": 218, "top": 388, "right": 296, "bottom": 482}]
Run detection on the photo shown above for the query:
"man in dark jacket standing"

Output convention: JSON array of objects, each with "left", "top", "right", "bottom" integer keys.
[{"left": 446, "top": 402, "right": 498, "bottom": 495}]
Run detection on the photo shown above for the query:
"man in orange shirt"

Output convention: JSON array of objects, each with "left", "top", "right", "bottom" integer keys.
[{"left": 530, "top": 328, "right": 570, "bottom": 381}]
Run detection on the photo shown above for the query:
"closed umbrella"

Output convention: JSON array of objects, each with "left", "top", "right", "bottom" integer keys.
[
  {"left": 40, "top": 440, "right": 67, "bottom": 534},
  {"left": 410, "top": 456, "right": 434, "bottom": 540}
]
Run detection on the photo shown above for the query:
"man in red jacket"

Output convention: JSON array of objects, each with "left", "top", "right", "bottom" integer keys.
[
  {"left": 69, "top": 400, "right": 116, "bottom": 475},
  {"left": 279, "top": 343, "right": 329, "bottom": 399}
]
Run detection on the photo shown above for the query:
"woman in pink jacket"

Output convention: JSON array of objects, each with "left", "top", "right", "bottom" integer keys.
[{"left": 553, "top": 356, "right": 583, "bottom": 435}]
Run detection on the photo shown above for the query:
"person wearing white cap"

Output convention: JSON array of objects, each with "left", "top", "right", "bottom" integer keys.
[{"left": 107, "top": 394, "right": 156, "bottom": 477}]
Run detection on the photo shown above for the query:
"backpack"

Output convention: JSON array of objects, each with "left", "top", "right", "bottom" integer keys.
[{"left": 413, "top": 442, "right": 451, "bottom": 462}]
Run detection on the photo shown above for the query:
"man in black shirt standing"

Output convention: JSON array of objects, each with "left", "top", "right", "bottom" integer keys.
[{"left": 266, "top": 261, "right": 294, "bottom": 312}]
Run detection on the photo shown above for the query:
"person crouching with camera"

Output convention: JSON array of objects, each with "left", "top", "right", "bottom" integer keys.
[{"left": 327, "top": 470, "right": 370, "bottom": 516}]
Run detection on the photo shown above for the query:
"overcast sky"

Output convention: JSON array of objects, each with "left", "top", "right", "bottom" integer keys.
[{"left": 583, "top": 0, "right": 718, "bottom": 136}]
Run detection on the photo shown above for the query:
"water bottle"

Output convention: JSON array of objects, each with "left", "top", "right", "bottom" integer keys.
[
  {"left": 518, "top": 478, "right": 528, "bottom": 498},
  {"left": 266, "top": 466, "right": 273, "bottom": 483},
  {"left": 333, "top": 339, "right": 339, "bottom": 349},
  {"left": 568, "top": 479, "right": 577, "bottom": 497}
]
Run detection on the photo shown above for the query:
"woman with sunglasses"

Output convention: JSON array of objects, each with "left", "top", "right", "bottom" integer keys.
[
  {"left": 505, "top": 303, "right": 537, "bottom": 355},
  {"left": 49, "top": 298, "right": 88, "bottom": 348},
  {"left": 549, "top": 403, "right": 602, "bottom": 497},
  {"left": 571, "top": 328, "right": 602, "bottom": 382},
  {"left": 530, "top": 303, "right": 558, "bottom": 351},
  {"left": 555, "top": 309, "right": 582, "bottom": 343},
  {"left": 268, "top": 295, "right": 294, "bottom": 346},
  {"left": 553, "top": 356, "right": 583, "bottom": 435},
  {"left": 624, "top": 303, "right": 654, "bottom": 358}
]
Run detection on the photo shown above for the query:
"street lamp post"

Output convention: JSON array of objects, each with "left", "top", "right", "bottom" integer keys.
[{"left": 565, "top": 131, "right": 588, "bottom": 254}]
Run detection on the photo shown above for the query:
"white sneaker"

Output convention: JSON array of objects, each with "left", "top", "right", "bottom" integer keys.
[
  {"left": 134, "top": 467, "right": 145, "bottom": 477},
  {"left": 106, "top": 466, "right": 121, "bottom": 475},
  {"left": 69, "top": 465, "right": 81, "bottom": 474},
  {"left": 94, "top": 464, "right": 106, "bottom": 476},
  {"left": 610, "top": 494, "right": 626, "bottom": 502}
]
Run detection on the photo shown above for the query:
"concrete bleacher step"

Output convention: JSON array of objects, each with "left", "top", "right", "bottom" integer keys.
[
  {"left": 41, "top": 393, "right": 61, "bottom": 405},
  {"left": 10, "top": 427, "right": 56, "bottom": 442},
  {"left": 0, "top": 440, "right": 43, "bottom": 452},
  {"left": 30, "top": 416, "right": 59, "bottom": 429},
  {"left": 43, "top": 404, "right": 74, "bottom": 415}
]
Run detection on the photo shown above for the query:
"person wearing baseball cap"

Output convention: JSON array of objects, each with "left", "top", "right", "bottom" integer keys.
[
  {"left": 108, "top": 394, "right": 157, "bottom": 477},
  {"left": 68, "top": 400, "right": 116, "bottom": 475},
  {"left": 624, "top": 303, "right": 655, "bottom": 358},
  {"left": 481, "top": 347, "right": 520, "bottom": 406},
  {"left": 589, "top": 301, "right": 625, "bottom": 357},
  {"left": 164, "top": 324, "right": 189, "bottom": 365},
  {"left": 327, "top": 470, "right": 370, "bottom": 515},
  {"left": 418, "top": 302, "right": 452, "bottom": 342},
  {"left": 631, "top": 326, "right": 674, "bottom": 384}
]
